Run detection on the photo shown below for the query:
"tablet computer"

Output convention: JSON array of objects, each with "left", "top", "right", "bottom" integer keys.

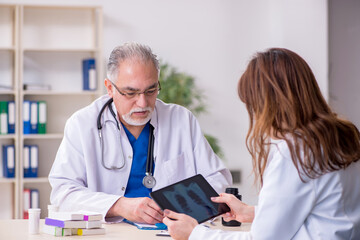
[{"left": 150, "top": 174, "right": 230, "bottom": 224}]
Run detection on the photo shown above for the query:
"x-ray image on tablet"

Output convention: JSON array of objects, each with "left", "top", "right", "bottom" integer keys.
[{"left": 150, "top": 174, "right": 230, "bottom": 223}]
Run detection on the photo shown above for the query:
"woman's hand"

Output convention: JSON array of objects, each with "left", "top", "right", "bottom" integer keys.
[
  {"left": 163, "top": 209, "right": 198, "bottom": 240},
  {"left": 211, "top": 193, "right": 255, "bottom": 223}
]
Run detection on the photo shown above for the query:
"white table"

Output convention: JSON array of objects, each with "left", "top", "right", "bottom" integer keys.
[{"left": 0, "top": 218, "right": 251, "bottom": 240}]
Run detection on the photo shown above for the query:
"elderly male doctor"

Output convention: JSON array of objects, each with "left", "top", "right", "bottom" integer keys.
[{"left": 49, "top": 42, "right": 232, "bottom": 224}]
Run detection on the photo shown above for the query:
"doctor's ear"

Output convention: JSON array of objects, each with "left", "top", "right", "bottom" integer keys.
[{"left": 104, "top": 79, "right": 114, "bottom": 98}]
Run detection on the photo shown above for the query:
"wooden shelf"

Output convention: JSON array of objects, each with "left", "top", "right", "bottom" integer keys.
[
  {"left": 22, "top": 134, "right": 63, "bottom": 140},
  {"left": 24, "top": 5, "right": 101, "bottom": 10},
  {"left": 0, "top": 134, "right": 17, "bottom": 139},
  {"left": 22, "top": 177, "right": 48, "bottom": 184},
  {"left": 0, "top": 90, "right": 16, "bottom": 95},
  {"left": 0, "top": 178, "right": 16, "bottom": 183},
  {"left": 23, "top": 48, "right": 99, "bottom": 53},
  {"left": 22, "top": 91, "right": 100, "bottom": 96},
  {"left": 0, "top": 46, "right": 15, "bottom": 51}
]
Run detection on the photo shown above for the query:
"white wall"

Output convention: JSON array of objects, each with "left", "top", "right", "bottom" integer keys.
[
  {"left": 3, "top": 0, "right": 328, "bottom": 205},
  {"left": 329, "top": 0, "right": 360, "bottom": 128}
]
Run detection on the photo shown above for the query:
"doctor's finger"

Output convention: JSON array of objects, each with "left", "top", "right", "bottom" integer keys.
[
  {"left": 148, "top": 199, "right": 163, "bottom": 213},
  {"left": 144, "top": 205, "right": 163, "bottom": 222},
  {"left": 141, "top": 212, "right": 162, "bottom": 225}
]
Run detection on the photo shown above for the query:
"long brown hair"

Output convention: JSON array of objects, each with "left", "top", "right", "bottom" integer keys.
[{"left": 238, "top": 48, "right": 360, "bottom": 186}]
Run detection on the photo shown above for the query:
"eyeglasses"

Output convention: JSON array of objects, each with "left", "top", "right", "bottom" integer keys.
[{"left": 110, "top": 81, "right": 161, "bottom": 99}]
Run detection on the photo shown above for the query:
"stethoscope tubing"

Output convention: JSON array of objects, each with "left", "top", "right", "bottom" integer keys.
[{"left": 97, "top": 98, "right": 156, "bottom": 188}]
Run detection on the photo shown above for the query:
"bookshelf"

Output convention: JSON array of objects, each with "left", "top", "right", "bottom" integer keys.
[
  {"left": 0, "top": 4, "right": 18, "bottom": 220},
  {"left": 0, "top": 4, "right": 103, "bottom": 219}
]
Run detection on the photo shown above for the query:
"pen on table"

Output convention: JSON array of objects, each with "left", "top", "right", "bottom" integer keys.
[{"left": 209, "top": 217, "right": 217, "bottom": 226}]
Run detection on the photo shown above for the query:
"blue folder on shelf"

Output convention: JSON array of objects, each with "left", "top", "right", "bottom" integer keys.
[
  {"left": 82, "top": 58, "right": 96, "bottom": 91},
  {"left": 23, "top": 101, "right": 31, "bottom": 134},
  {"left": 8, "top": 101, "right": 15, "bottom": 134},
  {"left": 2, "top": 145, "right": 15, "bottom": 178}
]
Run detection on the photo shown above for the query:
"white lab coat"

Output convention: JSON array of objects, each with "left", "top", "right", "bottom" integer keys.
[
  {"left": 49, "top": 95, "right": 232, "bottom": 222},
  {"left": 190, "top": 139, "right": 360, "bottom": 240}
]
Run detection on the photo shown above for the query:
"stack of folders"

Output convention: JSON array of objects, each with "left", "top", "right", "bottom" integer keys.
[
  {"left": 23, "top": 188, "right": 39, "bottom": 219},
  {"left": 43, "top": 211, "right": 105, "bottom": 236},
  {"left": 1, "top": 144, "right": 15, "bottom": 178},
  {"left": 23, "top": 145, "right": 38, "bottom": 178},
  {"left": 23, "top": 100, "right": 47, "bottom": 134},
  {"left": 0, "top": 101, "right": 15, "bottom": 134}
]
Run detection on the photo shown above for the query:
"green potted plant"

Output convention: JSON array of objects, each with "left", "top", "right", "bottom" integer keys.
[{"left": 158, "top": 63, "right": 224, "bottom": 158}]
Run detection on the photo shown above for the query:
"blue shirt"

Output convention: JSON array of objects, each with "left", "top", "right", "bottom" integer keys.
[{"left": 123, "top": 122, "right": 154, "bottom": 198}]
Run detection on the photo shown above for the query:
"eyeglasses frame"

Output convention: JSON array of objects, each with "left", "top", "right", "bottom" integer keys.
[{"left": 109, "top": 80, "right": 161, "bottom": 99}]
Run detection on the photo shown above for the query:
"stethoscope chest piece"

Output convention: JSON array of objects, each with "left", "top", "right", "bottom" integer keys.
[{"left": 143, "top": 174, "right": 156, "bottom": 189}]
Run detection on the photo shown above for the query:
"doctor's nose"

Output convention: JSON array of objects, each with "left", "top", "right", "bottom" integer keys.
[{"left": 135, "top": 93, "right": 148, "bottom": 108}]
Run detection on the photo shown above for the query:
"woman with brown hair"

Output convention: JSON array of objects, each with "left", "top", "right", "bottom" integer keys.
[{"left": 163, "top": 48, "right": 360, "bottom": 239}]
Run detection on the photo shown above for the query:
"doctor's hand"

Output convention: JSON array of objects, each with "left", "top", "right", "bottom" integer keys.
[
  {"left": 211, "top": 193, "right": 255, "bottom": 223},
  {"left": 108, "top": 197, "right": 163, "bottom": 224},
  {"left": 163, "top": 209, "right": 198, "bottom": 240}
]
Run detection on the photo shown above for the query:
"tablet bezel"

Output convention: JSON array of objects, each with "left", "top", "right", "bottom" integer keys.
[{"left": 150, "top": 174, "right": 230, "bottom": 224}]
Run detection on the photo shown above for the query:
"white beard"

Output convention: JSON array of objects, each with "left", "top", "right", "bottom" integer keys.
[{"left": 122, "top": 107, "right": 153, "bottom": 126}]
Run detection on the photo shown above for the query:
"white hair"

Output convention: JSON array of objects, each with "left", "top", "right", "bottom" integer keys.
[{"left": 107, "top": 42, "right": 160, "bottom": 82}]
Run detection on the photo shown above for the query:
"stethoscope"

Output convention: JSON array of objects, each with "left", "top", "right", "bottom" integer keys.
[{"left": 97, "top": 98, "right": 156, "bottom": 189}]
